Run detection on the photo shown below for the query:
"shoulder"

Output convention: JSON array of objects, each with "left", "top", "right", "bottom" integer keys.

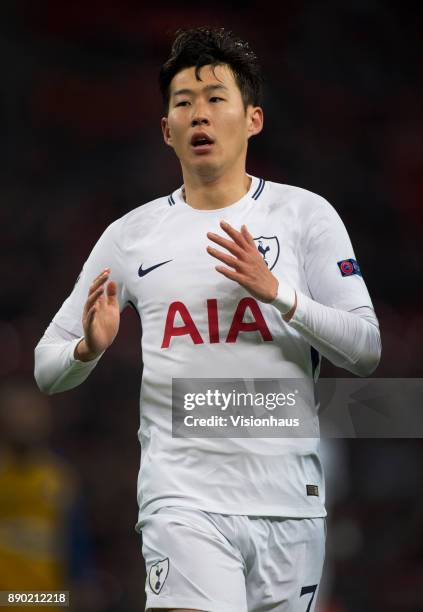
[
  {"left": 264, "top": 179, "right": 336, "bottom": 218},
  {"left": 99, "top": 194, "right": 172, "bottom": 245},
  {"left": 263, "top": 179, "right": 347, "bottom": 237},
  {"left": 115, "top": 194, "right": 171, "bottom": 230}
]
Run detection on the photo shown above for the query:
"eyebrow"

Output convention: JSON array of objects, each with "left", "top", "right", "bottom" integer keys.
[{"left": 172, "top": 84, "right": 229, "bottom": 97}]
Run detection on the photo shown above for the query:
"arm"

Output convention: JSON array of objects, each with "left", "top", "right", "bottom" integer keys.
[
  {"left": 284, "top": 197, "right": 381, "bottom": 376},
  {"left": 272, "top": 290, "right": 381, "bottom": 377},
  {"left": 207, "top": 211, "right": 381, "bottom": 377},
  {"left": 34, "top": 221, "right": 127, "bottom": 394},
  {"left": 34, "top": 321, "right": 102, "bottom": 395}
]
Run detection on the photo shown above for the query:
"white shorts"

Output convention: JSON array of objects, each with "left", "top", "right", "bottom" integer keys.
[{"left": 139, "top": 506, "right": 326, "bottom": 612}]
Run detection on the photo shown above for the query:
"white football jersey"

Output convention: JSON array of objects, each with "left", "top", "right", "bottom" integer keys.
[{"left": 52, "top": 175, "right": 374, "bottom": 529}]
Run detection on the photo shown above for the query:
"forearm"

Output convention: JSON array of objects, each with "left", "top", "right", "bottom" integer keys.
[
  {"left": 74, "top": 338, "right": 104, "bottom": 362},
  {"left": 34, "top": 323, "right": 104, "bottom": 394},
  {"left": 272, "top": 286, "right": 381, "bottom": 377}
]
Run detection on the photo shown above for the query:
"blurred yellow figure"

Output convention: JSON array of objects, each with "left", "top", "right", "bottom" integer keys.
[{"left": 0, "top": 381, "right": 78, "bottom": 594}]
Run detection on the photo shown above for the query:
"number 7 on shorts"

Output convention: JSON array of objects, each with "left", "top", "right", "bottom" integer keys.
[{"left": 300, "top": 584, "right": 318, "bottom": 612}]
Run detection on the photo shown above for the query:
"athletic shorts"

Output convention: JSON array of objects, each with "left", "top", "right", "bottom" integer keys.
[{"left": 139, "top": 505, "right": 326, "bottom": 612}]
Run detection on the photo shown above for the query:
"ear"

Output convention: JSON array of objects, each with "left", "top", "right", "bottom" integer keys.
[
  {"left": 161, "top": 116, "right": 174, "bottom": 148},
  {"left": 246, "top": 106, "right": 264, "bottom": 139}
]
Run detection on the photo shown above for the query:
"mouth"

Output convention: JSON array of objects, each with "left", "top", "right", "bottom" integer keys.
[{"left": 190, "top": 133, "right": 215, "bottom": 154}]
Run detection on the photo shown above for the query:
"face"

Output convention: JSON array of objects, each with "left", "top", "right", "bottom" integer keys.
[{"left": 161, "top": 64, "right": 263, "bottom": 178}]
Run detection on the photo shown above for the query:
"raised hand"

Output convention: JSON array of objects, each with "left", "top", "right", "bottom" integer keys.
[
  {"left": 74, "top": 268, "right": 120, "bottom": 361},
  {"left": 207, "top": 221, "right": 279, "bottom": 303}
]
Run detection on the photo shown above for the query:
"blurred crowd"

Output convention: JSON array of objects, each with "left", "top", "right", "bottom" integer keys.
[{"left": 1, "top": 1, "right": 422, "bottom": 610}]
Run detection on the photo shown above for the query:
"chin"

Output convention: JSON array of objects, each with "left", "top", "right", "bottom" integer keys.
[{"left": 189, "top": 158, "right": 221, "bottom": 177}]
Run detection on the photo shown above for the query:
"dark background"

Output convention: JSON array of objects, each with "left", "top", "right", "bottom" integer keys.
[{"left": 1, "top": 1, "right": 422, "bottom": 610}]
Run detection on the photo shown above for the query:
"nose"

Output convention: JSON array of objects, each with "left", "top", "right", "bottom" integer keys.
[
  {"left": 191, "top": 115, "right": 210, "bottom": 127},
  {"left": 191, "top": 99, "right": 210, "bottom": 127}
]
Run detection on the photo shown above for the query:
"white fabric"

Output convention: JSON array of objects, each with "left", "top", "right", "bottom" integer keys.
[
  {"left": 141, "top": 506, "right": 326, "bottom": 612},
  {"left": 34, "top": 175, "right": 380, "bottom": 528},
  {"left": 272, "top": 285, "right": 381, "bottom": 377},
  {"left": 289, "top": 298, "right": 380, "bottom": 377},
  {"left": 271, "top": 282, "right": 296, "bottom": 314},
  {"left": 34, "top": 322, "right": 103, "bottom": 393}
]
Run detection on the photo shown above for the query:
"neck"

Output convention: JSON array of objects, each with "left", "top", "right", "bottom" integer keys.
[{"left": 181, "top": 167, "right": 251, "bottom": 210}]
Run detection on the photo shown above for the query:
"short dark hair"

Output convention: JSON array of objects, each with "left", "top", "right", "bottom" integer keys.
[{"left": 159, "top": 26, "right": 263, "bottom": 115}]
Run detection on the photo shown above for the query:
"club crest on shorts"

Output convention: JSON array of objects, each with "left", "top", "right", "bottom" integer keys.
[
  {"left": 253, "top": 236, "right": 280, "bottom": 271},
  {"left": 148, "top": 558, "right": 169, "bottom": 594}
]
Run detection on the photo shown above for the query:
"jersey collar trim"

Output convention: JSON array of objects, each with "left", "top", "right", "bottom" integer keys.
[
  {"left": 168, "top": 193, "right": 176, "bottom": 206},
  {"left": 252, "top": 177, "right": 266, "bottom": 200},
  {"left": 168, "top": 175, "right": 265, "bottom": 211}
]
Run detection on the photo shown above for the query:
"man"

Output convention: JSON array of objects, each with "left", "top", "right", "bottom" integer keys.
[{"left": 35, "top": 26, "right": 381, "bottom": 612}]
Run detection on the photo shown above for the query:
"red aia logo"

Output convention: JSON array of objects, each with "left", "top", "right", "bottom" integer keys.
[{"left": 161, "top": 297, "right": 273, "bottom": 348}]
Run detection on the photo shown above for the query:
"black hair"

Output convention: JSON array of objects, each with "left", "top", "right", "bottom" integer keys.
[{"left": 159, "top": 26, "right": 263, "bottom": 115}]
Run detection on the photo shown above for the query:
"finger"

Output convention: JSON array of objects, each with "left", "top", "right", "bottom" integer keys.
[
  {"left": 86, "top": 304, "right": 97, "bottom": 325},
  {"left": 215, "top": 265, "right": 245, "bottom": 284},
  {"left": 207, "top": 232, "right": 244, "bottom": 258},
  {"left": 241, "top": 224, "right": 255, "bottom": 247},
  {"left": 94, "top": 268, "right": 110, "bottom": 283},
  {"left": 85, "top": 286, "right": 104, "bottom": 312},
  {"left": 207, "top": 246, "right": 242, "bottom": 270},
  {"left": 106, "top": 281, "right": 118, "bottom": 305},
  {"left": 97, "top": 267, "right": 110, "bottom": 279},
  {"left": 89, "top": 269, "right": 110, "bottom": 295},
  {"left": 220, "top": 221, "right": 248, "bottom": 248}
]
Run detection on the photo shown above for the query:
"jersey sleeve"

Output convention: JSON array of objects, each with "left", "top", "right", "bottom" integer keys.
[
  {"left": 303, "top": 197, "right": 374, "bottom": 312},
  {"left": 272, "top": 195, "right": 381, "bottom": 377},
  {"left": 52, "top": 218, "right": 130, "bottom": 336}
]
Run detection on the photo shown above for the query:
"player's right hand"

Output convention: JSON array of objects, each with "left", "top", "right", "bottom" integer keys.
[{"left": 75, "top": 268, "right": 120, "bottom": 361}]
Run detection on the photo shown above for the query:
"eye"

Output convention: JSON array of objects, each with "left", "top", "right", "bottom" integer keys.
[
  {"left": 175, "top": 101, "right": 189, "bottom": 107},
  {"left": 210, "top": 97, "right": 224, "bottom": 103}
]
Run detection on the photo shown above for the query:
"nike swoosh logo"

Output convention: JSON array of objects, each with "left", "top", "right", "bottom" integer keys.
[{"left": 138, "top": 259, "right": 172, "bottom": 277}]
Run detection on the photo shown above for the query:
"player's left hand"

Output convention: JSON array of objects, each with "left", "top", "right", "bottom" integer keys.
[{"left": 207, "top": 221, "right": 278, "bottom": 303}]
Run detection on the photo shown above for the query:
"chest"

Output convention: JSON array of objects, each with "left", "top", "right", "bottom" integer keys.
[{"left": 126, "top": 207, "right": 304, "bottom": 309}]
